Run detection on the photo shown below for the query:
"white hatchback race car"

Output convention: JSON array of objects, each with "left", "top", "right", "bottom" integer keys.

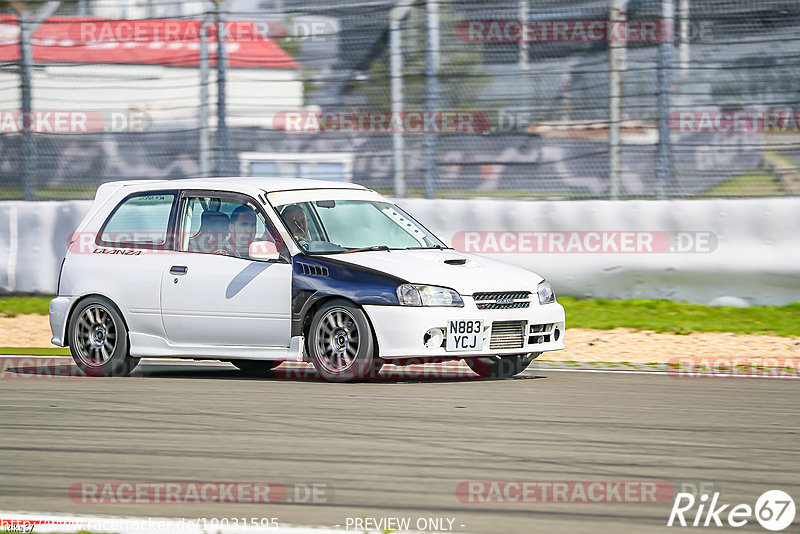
[{"left": 50, "top": 177, "right": 565, "bottom": 381}]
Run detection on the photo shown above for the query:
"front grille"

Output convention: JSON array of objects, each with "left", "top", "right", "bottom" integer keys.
[
  {"left": 489, "top": 321, "right": 526, "bottom": 350},
  {"left": 474, "top": 291, "right": 531, "bottom": 310},
  {"left": 477, "top": 301, "right": 530, "bottom": 310}
]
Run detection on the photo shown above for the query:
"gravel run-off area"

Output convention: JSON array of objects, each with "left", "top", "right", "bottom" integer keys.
[{"left": 2, "top": 314, "right": 799, "bottom": 363}]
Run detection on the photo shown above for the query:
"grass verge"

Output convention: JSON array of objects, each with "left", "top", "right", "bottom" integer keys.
[
  {"left": 0, "top": 347, "right": 70, "bottom": 355},
  {"left": 702, "top": 171, "right": 787, "bottom": 196},
  {"left": 559, "top": 297, "right": 800, "bottom": 337},
  {"left": 0, "top": 185, "right": 98, "bottom": 200},
  {"left": 1, "top": 296, "right": 798, "bottom": 337},
  {"left": 0, "top": 296, "right": 52, "bottom": 317}
]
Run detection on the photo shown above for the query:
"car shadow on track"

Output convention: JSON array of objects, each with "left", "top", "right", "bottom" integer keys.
[
  {"left": 1, "top": 357, "right": 546, "bottom": 383},
  {"left": 132, "top": 363, "right": 547, "bottom": 384}
]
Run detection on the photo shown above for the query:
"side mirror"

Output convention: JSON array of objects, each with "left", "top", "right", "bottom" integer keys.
[{"left": 249, "top": 240, "right": 280, "bottom": 261}]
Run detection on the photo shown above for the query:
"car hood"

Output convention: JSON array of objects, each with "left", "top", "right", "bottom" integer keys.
[{"left": 328, "top": 249, "right": 543, "bottom": 295}]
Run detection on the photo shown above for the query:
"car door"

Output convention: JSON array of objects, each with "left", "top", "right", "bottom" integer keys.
[
  {"left": 85, "top": 190, "right": 178, "bottom": 340},
  {"left": 160, "top": 191, "right": 292, "bottom": 348}
]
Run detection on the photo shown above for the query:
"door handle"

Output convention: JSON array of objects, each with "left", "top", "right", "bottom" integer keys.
[{"left": 170, "top": 265, "right": 188, "bottom": 275}]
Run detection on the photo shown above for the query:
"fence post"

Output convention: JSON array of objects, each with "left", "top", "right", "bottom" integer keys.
[
  {"left": 19, "top": 16, "right": 34, "bottom": 201},
  {"left": 519, "top": 0, "right": 530, "bottom": 119},
  {"left": 14, "top": 1, "right": 61, "bottom": 201},
  {"left": 424, "top": 0, "right": 439, "bottom": 199},
  {"left": 390, "top": 0, "right": 417, "bottom": 197},
  {"left": 199, "top": 15, "right": 211, "bottom": 178},
  {"left": 657, "top": 0, "right": 675, "bottom": 199},
  {"left": 679, "top": 0, "right": 690, "bottom": 74},
  {"left": 215, "top": 1, "right": 228, "bottom": 177},
  {"left": 390, "top": 15, "right": 405, "bottom": 197},
  {"left": 608, "top": 0, "right": 627, "bottom": 200}
]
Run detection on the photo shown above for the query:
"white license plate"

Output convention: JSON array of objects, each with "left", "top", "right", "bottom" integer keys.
[{"left": 446, "top": 319, "right": 484, "bottom": 351}]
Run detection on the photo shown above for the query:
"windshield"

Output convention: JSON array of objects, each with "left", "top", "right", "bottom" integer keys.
[{"left": 274, "top": 199, "right": 447, "bottom": 254}]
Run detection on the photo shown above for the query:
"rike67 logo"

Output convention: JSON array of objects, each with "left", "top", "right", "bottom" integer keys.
[{"left": 668, "top": 490, "right": 796, "bottom": 531}]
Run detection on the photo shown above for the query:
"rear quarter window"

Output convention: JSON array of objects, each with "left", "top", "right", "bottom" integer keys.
[{"left": 98, "top": 192, "right": 176, "bottom": 248}]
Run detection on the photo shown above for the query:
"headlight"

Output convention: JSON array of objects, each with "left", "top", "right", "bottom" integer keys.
[
  {"left": 537, "top": 280, "right": 556, "bottom": 304},
  {"left": 396, "top": 284, "right": 464, "bottom": 307}
]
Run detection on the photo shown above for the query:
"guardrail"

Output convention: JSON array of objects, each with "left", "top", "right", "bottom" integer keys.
[{"left": 2, "top": 198, "right": 799, "bottom": 306}]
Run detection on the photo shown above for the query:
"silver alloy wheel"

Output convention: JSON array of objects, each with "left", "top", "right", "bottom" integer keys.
[
  {"left": 314, "top": 307, "right": 360, "bottom": 373},
  {"left": 73, "top": 304, "right": 117, "bottom": 367}
]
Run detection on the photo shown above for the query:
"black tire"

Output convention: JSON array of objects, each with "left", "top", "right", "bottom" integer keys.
[
  {"left": 230, "top": 359, "right": 277, "bottom": 376},
  {"left": 465, "top": 353, "right": 538, "bottom": 379},
  {"left": 370, "top": 357, "right": 385, "bottom": 378},
  {"left": 68, "top": 296, "right": 139, "bottom": 377},
  {"left": 306, "top": 299, "right": 375, "bottom": 382}
]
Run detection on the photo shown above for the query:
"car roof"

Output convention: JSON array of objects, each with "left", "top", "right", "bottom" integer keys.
[{"left": 104, "top": 177, "right": 370, "bottom": 195}]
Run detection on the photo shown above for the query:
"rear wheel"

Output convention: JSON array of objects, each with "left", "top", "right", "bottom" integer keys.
[
  {"left": 230, "top": 360, "right": 277, "bottom": 376},
  {"left": 307, "top": 299, "right": 375, "bottom": 382},
  {"left": 68, "top": 296, "right": 139, "bottom": 377},
  {"left": 465, "top": 353, "right": 538, "bottom": 379}
]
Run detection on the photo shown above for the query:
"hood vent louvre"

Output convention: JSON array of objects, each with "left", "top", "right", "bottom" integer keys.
[
  {"left": 297, "top": 262, "right": 329, "bottom": 277},
  {"left": 444, "top": 258, "right": 468, "bottom": 265}
]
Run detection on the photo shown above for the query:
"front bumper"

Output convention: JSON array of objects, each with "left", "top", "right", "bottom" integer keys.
[
  {"left": 364, "top": 298, "right": 566, "bottom": 359},
  {"left": 49, "top": 296, "right": 78, "bottom": 347}
]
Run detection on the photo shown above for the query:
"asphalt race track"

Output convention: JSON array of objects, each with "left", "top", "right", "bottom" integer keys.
[{"left": 0, "top": 359, "right": 798, "bottom": 533}]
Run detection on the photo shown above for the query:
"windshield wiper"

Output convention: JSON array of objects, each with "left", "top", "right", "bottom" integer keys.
[
  {"left": 344, "top": 245, "right": 391, "bottom": 253},
  {"left": 404, "top": 245, "right": 448, "bottom": 250}
]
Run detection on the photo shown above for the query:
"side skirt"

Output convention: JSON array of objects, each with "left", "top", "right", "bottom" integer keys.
[{"left": 129, "top": 333, "right": 305, "bottom": 361}]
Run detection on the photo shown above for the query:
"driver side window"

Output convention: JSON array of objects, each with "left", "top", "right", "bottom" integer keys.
[{"left": 180, "top": 195, "right": 284, "bottom": 260}]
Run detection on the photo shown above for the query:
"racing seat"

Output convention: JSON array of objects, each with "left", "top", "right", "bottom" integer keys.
[{"left": 188, "top": 210, "right": 230, "bottom": 253}]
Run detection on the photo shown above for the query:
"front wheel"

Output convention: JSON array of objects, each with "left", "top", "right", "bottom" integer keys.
[
  {"left": 465, "top": 353, "right": 539, "bottom": 379},
  {"left": 307, "top": 299, "right": 375, "bottom": 382},
  {"left": 68, "top": 296, "right": 139, "bottom": 377}
]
